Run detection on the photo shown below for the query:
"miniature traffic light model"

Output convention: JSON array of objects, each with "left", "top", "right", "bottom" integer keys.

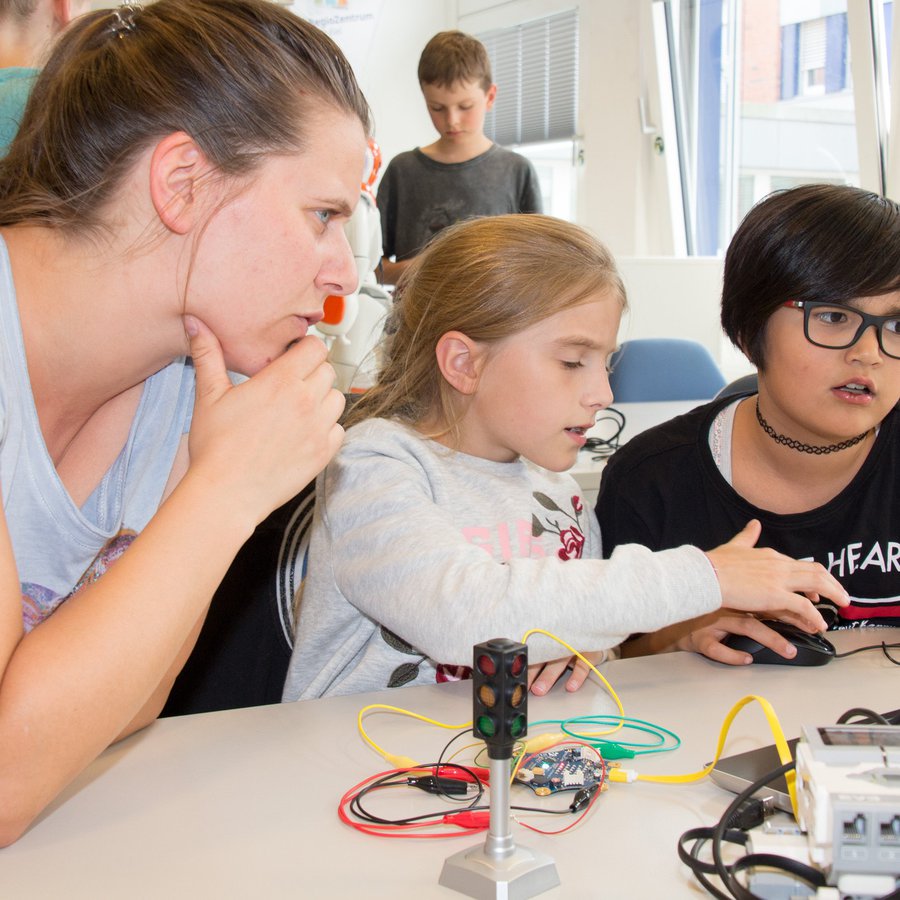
[
  {"left": 441, "top": 639, "right": 559, "bottom": 898},
  {"left": 472, "top": 638, "right": 528, "bottom": 759}
]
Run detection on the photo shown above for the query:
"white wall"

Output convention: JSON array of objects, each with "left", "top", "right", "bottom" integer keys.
[
  {"left": 434, "top": 0, "right": 678, "bottom": 258},
  {"left": 284, "top": 0, "right": 456, "bottom": 172},
  {"left": 283, "top": 0, "right": 678, "bottom": 258},
  {"left": 335, "top": 0, "right": 747, "bottom": 374},
  {"left": 349, "top": 1, "right": 737, "bottom": 363},
  {"left": 616, "top": 256, "right": 724, "bottom": 359},
  {"left": 614, "top": 257, "right": 754, "bottom": 383},
  {"left": 314, "top": 0, "right": 455, "bottom": 169}
]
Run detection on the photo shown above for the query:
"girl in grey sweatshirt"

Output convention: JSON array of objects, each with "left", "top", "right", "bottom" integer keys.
[{"left": 283, "top": 215, "right": 845, "bottom": 701}]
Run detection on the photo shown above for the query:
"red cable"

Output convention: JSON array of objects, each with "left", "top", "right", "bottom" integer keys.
[
  {"left": 338, "top": 745, "right": 605, "bottom": 839},
  {"left": 338, "top": 766, "right": 488, "bottom": 839}
]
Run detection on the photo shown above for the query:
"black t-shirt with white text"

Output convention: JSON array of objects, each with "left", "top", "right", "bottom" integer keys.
[{"left": 596, "top": 395, "right": 900, "bottom": 629}]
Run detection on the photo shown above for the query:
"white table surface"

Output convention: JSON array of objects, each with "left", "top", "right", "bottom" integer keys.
[{"left": 2, "top": 628, "right": 897, "bottom": 898}]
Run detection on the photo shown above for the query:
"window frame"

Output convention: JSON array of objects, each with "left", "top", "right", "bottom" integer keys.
[{"left": 653, "top": 0, "right": 900, "bottom": 256}]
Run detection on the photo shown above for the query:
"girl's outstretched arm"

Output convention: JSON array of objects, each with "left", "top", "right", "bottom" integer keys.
[{"left": 295, "top": 431, "right": 848, "bottom": 698}]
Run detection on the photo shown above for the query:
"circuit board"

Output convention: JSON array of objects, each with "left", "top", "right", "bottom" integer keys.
[{"left": 515, "top": 746, "right": 607, "bottom": 796}]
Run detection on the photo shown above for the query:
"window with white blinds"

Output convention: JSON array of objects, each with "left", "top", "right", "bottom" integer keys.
[
  {"left": 477, "top": 9, "right": 579, "bottom": 146},
  {"left": 799, "top": 16, "right": 827, "bottom": 93}
]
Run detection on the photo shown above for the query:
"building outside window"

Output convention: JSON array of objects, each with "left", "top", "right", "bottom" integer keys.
[{"left": 663, "top": 0, "right": 893, "bottom": 255}]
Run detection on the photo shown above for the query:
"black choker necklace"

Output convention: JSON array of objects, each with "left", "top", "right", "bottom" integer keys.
[{"left": 755, "top": 401, "right": 869, "bottom": 455}]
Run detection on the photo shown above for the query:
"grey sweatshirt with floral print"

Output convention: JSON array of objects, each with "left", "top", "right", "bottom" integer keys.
[{"left": 283, "top": 418, "right": 719, "bottom": 700}]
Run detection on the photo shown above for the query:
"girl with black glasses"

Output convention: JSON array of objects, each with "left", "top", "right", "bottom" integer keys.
[{"left": 597, "top": 183, "right": 900, "bottom": 663}]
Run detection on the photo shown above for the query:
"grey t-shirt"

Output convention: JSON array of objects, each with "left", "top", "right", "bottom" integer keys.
[{"left": 377, "top": 144, "right": 543, "bottom": 261}]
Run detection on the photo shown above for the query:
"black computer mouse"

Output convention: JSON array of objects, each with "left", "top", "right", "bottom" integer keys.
[{"left": 723, "top": 620, "right": 836, "bottom": 666}]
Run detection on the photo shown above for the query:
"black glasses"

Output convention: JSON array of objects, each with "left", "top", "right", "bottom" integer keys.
[{"left": 783, "top": 300, "right": 900, "bottom": 360}]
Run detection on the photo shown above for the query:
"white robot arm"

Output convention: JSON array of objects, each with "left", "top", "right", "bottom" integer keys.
[{"left": 314, "top": 139, "right": 392, "bottom": 393}]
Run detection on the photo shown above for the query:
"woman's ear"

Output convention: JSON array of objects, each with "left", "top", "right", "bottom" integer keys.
[
  {"left": 435, "top": 331, "right": 486, "bottom": 395},
  {"left": 148, "top": 132, "right": 212, "bottom": 235}
]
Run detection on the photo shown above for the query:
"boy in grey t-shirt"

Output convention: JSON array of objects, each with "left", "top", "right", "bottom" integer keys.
[{"left": 377, "top": 30, "right": 541, "bottom": 285}]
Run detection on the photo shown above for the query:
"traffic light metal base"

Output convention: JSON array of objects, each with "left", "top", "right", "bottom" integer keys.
[
  {"left": 439, "top": 842, "right": 560, "bottom": 900},
  {"left": 439, "top": 756, "right": 559, "bottom": 899}
]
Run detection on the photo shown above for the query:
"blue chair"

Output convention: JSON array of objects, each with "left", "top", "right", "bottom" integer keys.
[{"left": 608, "top": 338, "right": 726, "bottom": 402}]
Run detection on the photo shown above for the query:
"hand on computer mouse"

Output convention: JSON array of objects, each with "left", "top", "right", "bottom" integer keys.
[
  {"left": 721, "top": 619, "right": 835, "bottom": 666},
  {"left": 677, "top": 611, "right": 802, "bottom": 665},
  {"left": 678, "top": 610, "right": 837, "bottom": 666}
]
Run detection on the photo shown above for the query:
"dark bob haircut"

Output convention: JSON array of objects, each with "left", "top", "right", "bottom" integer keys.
[{"left": 721, "top": 183, "right": 900, "bottom": 370}]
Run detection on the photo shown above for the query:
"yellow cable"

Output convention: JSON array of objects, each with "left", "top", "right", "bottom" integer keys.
[
  {"left": 447, "top": 741, "right": 485, "bottom": 764},
  {"left": 610, "top": 694, "right": 798, "bottom": 816},
  {"left": 356, "top": 704, "right": 472, "bottom": 769},
  {"left": 357, "top": 629, "right": 625, "bottom": 767},
  {"left": 521, "top": 628, "right": 626, "bottom": 736},
  {"left": 357, "top": 705, "right": 532, "bottom": 787}
]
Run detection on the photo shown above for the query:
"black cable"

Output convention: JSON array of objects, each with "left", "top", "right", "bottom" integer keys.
[
  {"left": 678, "top": 799, "right": 775, "bottom": 874},
  {"left": 351, "top": 792, "right": 574, "bottom": 826},
  {"left": 582, "top": 406, "right": 626, "bottom": 459},
  {"left": 349, "top": 755, "right": 582, "bottom": 827},
  {"left": 711, "top": 760, "right": 826, "bottom": 900},
  {"left": 688, "top": 832, "right": 739, "bottom": 900},
  {"left": 834, "top": 641, "right": 900, "bottom": 661},
  {"left": 436, "top": 728, "right": 475, "bottom": 767},
  {"left": 836, "top": 707, "right": 892, "bottom": 726},
  {"left": 729, "top": 852, "right": 827, "bottom": 890},
  {"left": 511, "top": 804, "right": 572, "bottom": 816},
  {"left": 350, "top": 762, "right": 485, "bottom": 825},
  {"left": 432, "top": 728, "right": 487, "bottom": 802},
  {"left": 678, "top": 824, "right": 748, "bottom": 874},
  {"left": 681, "top": 706, "right": 900, "bottom": 898}
]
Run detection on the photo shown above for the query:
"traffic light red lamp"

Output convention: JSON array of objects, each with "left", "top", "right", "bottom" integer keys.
[{"left": 472, "top": 638, "right": 528, "bottom": 759}]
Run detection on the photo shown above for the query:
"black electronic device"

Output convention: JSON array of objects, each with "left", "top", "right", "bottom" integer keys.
[
  {"left": 723, "top": 620, "right": 835, "bottom": 666},
  {"left": 471, "top": 638, "right": 528, "bottom": 759}
]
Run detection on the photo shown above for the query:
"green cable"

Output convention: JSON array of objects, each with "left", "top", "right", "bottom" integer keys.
[{"left": 530, "top": 716, "right": 681, "bottom": 758}]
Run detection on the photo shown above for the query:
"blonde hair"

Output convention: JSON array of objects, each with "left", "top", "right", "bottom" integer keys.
[
  {"left": 346, "top": 214, "right": 626, "bottom": 435},
  {"left": 0, "top": 0, "right": 371, "bottom": 232}
]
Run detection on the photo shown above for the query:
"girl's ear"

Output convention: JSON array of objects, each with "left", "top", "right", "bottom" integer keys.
[
  {"left": 149, "top": 132, "right": 213, "bottom": 235},
  {"left": 435, "top": 331, "right": 486, "bottom": 395}
]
